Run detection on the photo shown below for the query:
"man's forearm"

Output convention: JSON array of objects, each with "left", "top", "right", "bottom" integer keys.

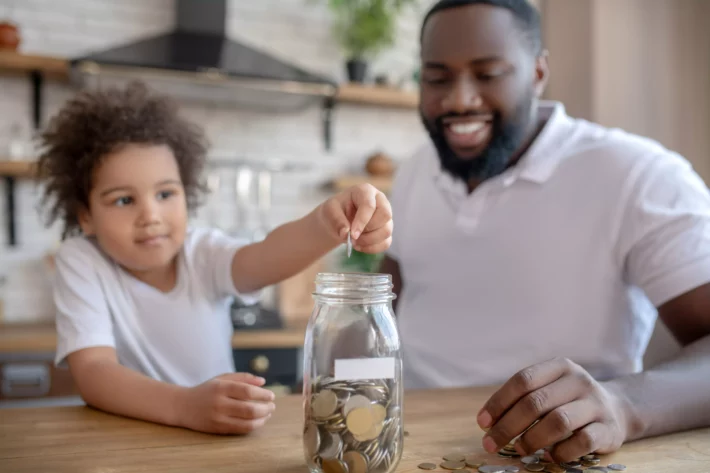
[
  {"left": 232, "top": 207, "right": 338, "bottom": 293},
  {"left": 75, "top": 359, "right": 186, "bottom": 427},
  {"left": 603, "top": 334, "right": 710, "bottom": 442}
]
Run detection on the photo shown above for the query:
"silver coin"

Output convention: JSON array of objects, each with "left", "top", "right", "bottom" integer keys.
[
  {"left": 607, "top": 465, "right": 627, "bottom": 471},
  {"left": 319, "top": 430, "right": 343, "bottom": 459},
  {"left": 505, "top": 467, "right": 520, "bottom": 472},
  {"left": 521, "top": 456, "right": 539, "bottom": 464},
  {"left": 347, "top": 230, "right": 352, "bottom": 257}
]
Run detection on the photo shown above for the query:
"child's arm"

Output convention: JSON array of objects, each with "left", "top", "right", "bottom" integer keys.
[
  {"left": 68, "top": 347, "right": 275, "bottom": 434},
  {"left": 231, "top": 184, "right": 392, "bottom": 293}
]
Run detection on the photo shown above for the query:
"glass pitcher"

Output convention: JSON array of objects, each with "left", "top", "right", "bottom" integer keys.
[{"left": 302, "top": 272, "right": 403, "bottom": 473}]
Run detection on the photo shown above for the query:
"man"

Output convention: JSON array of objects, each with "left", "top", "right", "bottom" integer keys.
[{"left": 381, "top": 0, "right": 710, "bottom": 463}]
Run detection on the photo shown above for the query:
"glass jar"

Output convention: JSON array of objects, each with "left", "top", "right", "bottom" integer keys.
[{"left": 302, "top": 272, "right": 403, "bottom": 473}]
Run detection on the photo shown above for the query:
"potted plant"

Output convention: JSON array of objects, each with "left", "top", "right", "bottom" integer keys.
[{"left": 317, "top": 0, "right": 417, "bottom": 83}]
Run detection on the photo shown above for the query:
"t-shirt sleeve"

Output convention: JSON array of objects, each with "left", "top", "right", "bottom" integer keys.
[
  {"left": 53, "top": 239, "right": 116, "bottom": 368},
  {"left": 616, "top": 153, "right": 710, "bottom": 307},
  {"left": 189, "top": 228, "right": 261, "bottom": 304}
]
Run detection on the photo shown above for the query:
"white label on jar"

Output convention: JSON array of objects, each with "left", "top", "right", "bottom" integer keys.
[{"left": 334, "top": 357, "right": 395, "bottom": 380}]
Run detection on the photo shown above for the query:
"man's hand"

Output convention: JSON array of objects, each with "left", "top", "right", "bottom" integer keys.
[
  {"left": 477, "top": 357, "right": 632, "bottom": 462},
  {"left": 317, "top": 183, "right": 393, "bottom": 254},
  {"left": 177, "top": 372, "right": 276, "bottom": 435}
]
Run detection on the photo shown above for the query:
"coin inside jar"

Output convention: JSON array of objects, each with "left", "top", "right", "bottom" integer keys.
[
  {"left": 312, "top": 390, "right": 339, "bottom": 419},
  {"left": 322, "top": 458, "right": 349, "bottom": 473},
  {"left": 343, "top": 451, "right": 368, "bottom": 473}
]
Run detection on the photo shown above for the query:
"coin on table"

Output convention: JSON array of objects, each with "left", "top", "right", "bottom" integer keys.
[
  {"left": 343, "top": 451, "right": 369, "bottom": 473},
  {"left": 465, "top": 457, "right": 486, "bottom": 468},
  {"left": 542, "top": 465, "right": 565, "bottom": 473},
  {"left": 441, "top": 460, "right": 467, "bottom": 470},
  {"left": 561, "top": 461, "right": 582, "bottom": 468},
  {"left": 505, "top": 466, "right": 520, "bottom": 472},
  {"left": 607, "top": 465, "right": 627, "bottom": 471},
  {"left": 418, "top": 463, "right": 438, "bottom": 470},
  {"left": 583, "top": 455, "right": 596, "bottom": 461},
  {"left": 583, "top": 459, "right": 601, "bottom": 467},
  {"left": 524, "top": 464, "right": 545, "bottom": 472},
  {"left": 312, "top": 390, "right": 339, "bottom": 419},
  {"left": 322, "top": 458, "right": 349, "bottom": 473},
  {"left": 521, "top": 456, "right": 539, "bottom": 464},
  {"left": 443, "top": 454, "right": 466, "bottom": 462}
]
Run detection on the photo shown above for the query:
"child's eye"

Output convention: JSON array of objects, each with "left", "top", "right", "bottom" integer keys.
[
  {"left": 157, "top": 190, "right": 174, "bottom": 200},
  {"left": 114, "top": 196, "right": 133, "bottom": 207}
]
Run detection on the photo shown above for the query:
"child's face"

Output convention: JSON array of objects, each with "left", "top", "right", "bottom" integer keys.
[{"left": 79, "top": 144, "right": 188, "bottom": 274}]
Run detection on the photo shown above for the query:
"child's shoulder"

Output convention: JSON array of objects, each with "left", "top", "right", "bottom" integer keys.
[
  {"left": 56, "top": 235, "right": 111, "bottom": 265},
  {"left": 182, "top": 226, "right": 246, "bottom": 255}
]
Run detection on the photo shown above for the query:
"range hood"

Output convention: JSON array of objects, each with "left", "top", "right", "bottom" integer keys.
[{"left": 69, "top": 0, "right": 338, "bottom": 111}]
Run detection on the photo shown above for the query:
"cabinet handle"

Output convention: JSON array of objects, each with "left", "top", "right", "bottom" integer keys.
[
  {"left": 250, "top": 355, "right": 270, "bottom": 374},
  {"left": 1, "top": 363, "right": 50, "bottom": 398}
]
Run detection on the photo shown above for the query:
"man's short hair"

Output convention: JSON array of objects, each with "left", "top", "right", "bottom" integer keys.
[{"left": 421, "top": 0, "right": 543, "bottom": 55}]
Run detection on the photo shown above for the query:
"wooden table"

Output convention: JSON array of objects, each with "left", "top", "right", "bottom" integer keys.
[{"left": 1, "top": 387, "right": 708, "bottom": 472}]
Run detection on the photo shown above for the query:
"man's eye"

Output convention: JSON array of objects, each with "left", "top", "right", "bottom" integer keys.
[
  {"left": 423, "top": 76, "right": 449, "bottom": 85},
  {"left": 114, "top": 196, "right": 133, "bottom": 207}
]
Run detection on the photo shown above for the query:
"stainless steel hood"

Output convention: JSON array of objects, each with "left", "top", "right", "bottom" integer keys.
[{"left": 69, "top": 0, "right": 337, "bottom": 111}]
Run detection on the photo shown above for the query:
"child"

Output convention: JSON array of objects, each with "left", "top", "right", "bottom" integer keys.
[{"left": 37, "top": 81, "right": 393, "bottom": 435}]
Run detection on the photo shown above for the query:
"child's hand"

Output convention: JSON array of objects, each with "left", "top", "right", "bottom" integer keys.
[
  {"left": 319, "top": 184, "right": 393, "bottom": 254},
  {"left": 177, "top": 372, "right": 276, "bottom": 435}
]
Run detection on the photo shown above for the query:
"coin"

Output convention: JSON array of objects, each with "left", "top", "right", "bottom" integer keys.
[
  {"left": 347, "top": 230, "right": 352, "bottom": 257},
  {"left": 566, "top": 469, "right": 583, "bottom": 473},
  {"left": 304, "top": 424, "right": 320, "bottom": 454},
  {"left": 525, "top": 464, "right": 544, "bottom": 472},
  {"left": 465, "top": 457, "right": 486, "bottom": 468},
  {"left": 319, "top": 431, "right": 343, "bottom": 459},
  {"left": 583, "top": 459, "right": 601, "bottom": 467},
  {"left": 322, "top": 458, "right": 349, "bottom": 473},
  {"left": 343, "top": 394, "right": 373, "bottom": 417},
  {"left": 521, "top": 456, "right": 539, "bottom": 464},
  {"left": 344, "top": 451, "right": 368, "bottom": 473},
  {"left": 561, "top": 461, "right": 581, "bottom": 468},
  {"left": 418, "top": 463, "right": 438, "bottom": 470},
  {"left": 583, "top": 455, "right": 596, "bottom": 461},
  {"left": 441, "top": 460, "right": 467, "bottom": 470},
  {"left": 444, "top": 454, "right": 466, "bottom": 462},
  {"left": 506, "top": 467, "right": 520, "bottom": 472},
  {"left": 346, "top": 407, "right": 374, "bottom": 436},
  {"left": 607, "top": 465, "right": 627, "bottom": 471},
  {"left": 312, "top": 390, "right": 339, "bottom": 419}
]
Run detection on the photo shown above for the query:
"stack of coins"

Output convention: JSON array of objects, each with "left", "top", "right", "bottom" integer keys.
[{"left": 304, "top": 377, "right": 402, "bottom": 473}]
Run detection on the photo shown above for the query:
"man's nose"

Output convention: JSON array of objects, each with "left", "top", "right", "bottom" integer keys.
[{"left": 442, "top": 77, "right": 482, "bottom": 113}]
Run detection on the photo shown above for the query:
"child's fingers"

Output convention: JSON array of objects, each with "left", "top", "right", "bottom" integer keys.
[
  {"left": 223, "top": 399, "right": 276, "bottom": 420},
  {"left": 218, "top": 372, "right": 266, "bottom": 386},
  {"left": 353, "top": 221, "right": 393, "bottom": 250},
  {"left": 349, "top": 185, "right": 378, "bottom": 239},
  {"left": 226, "top": 381, "right": 275, "bottom": 402},
  {"left": 323, "top": 198, "right": 351, "bottom": 239},
  {"left": 214, "top": 413, "right": 272, "bottom": 435}
]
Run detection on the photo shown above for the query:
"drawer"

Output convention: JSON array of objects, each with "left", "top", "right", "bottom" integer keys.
[
  {"left": 0, "top": 353, "right": 79, "bottom": 401},
  {"left": 233, "top": 348, "right": 302, "bottom": 391}
]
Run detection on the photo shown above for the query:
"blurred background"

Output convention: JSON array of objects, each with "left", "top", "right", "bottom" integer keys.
[{"left": 0, "top": 0, "right": 707, "bottom": 404}]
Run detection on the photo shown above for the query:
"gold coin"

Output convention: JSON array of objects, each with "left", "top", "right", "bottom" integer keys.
[
  {"left": 418, "top": 463, "right": 438, "bottom": 470},
  {"left": 441, "top": 460, "right": 467, "bottom": 470},
  {"left": 312, "top": 390, "right": 339, "bottom": 419},
  {"left": 543, "top": 465, "right": 565, "bottom": 473},
  {"left": 525, "top": 464, "right": 544, "bottom": 472},
  {"left": 465, "top": 457, "right": 486, "bottom": 468},
  {"left": 346, "top": 407, "right": 373, "bottom": 436},
  {"left": 371, "top": 404, "right": 387, "bottom": 424},
  {"left": 304, "top": 424, "right": 320, "bottom": 454},
  {"left": 583, "top": 459, "right": 601, "bottom": 467},
  {"left": 322, "top": 458, "right": 349, "bottom": 473},
  {"left": 443, "top": 454, "right": 466, "bottom": 462},
  {"left": 344, "top": 451, "right": 369, "bottom": 473}
]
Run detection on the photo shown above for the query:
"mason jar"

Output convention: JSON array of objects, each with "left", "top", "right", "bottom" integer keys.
[{"left": 302, "top": 272, "right": 403, "bottom": 473}]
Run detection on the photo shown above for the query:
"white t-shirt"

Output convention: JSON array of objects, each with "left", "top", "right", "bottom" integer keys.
[
  {"left": 53, "top": 227, "right": 258, "bottom": 387},
  {"left": 389, "top": 101, "right": 710, "bottom": 390}
]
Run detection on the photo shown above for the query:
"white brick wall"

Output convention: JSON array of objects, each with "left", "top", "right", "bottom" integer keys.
[{"left": 0, "top": 0, "right": 435, "bottom": 321}]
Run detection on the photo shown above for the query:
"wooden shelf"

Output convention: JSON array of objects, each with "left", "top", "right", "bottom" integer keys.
[
  {"left": 0, "top": 160, "right": 37, "bottom": 178},
  {"left": 336, "top": 83, "right": 418, "bottom": 109},
  {"left": 0, "top": 51, "right": 69, "bottom": 80},
  {"left": 331, "top": 174, "right": 393, "bottom": 193}
]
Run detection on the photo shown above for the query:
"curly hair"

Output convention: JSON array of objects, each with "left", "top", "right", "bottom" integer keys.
[{"left": 37, "top": 81, "right": 209, "bottom": 238}]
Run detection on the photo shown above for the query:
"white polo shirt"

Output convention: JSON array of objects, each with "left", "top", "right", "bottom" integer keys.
[{"left": 389, "top": 101, "right": 710, "bottom": 390}]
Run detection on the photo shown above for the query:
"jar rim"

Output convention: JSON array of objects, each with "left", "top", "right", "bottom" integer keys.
[{"left": 312, "top": 272, "right": 395, "bottom": 303}]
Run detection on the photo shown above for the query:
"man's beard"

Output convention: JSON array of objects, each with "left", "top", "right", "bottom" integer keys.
[{"left": 421, "top": 92, "right": 535, "bottom": 184}]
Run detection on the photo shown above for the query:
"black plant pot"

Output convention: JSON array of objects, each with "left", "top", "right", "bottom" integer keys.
[{"left": 346, "top": 58, "right": 368, "bottom": 83}]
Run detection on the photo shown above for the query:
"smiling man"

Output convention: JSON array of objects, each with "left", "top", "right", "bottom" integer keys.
[{"left": 381, "top": 0, "right": 710, "bottom": 463}]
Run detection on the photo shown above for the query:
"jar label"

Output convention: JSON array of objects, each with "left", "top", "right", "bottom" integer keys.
[{"left": 334, "top": 357, "right": 395, "bottom": 380}]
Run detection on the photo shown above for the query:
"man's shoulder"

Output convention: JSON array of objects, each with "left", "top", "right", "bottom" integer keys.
[{"left": 565, "top": 116, "right": 684, "bottom": 169}]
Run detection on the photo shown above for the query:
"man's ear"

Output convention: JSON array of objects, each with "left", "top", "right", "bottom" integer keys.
[
  {"left": 533, "top": 49, "right": 550, "bottom": 99},
  {"left": 78, "top": 205, "right": 95, "bottom": 236}
]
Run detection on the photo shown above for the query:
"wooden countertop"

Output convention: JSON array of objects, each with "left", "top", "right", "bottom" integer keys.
[
  {"left": 0, "top": 386, "right": 707, "bottom": 472},
  {"left": 0, "top": 321, "right": 307, "bottom": 353}
]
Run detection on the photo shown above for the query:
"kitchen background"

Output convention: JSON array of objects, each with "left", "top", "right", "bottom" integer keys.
[{"left": 0, "top": 0, "right": 709, "bottom": 402}]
